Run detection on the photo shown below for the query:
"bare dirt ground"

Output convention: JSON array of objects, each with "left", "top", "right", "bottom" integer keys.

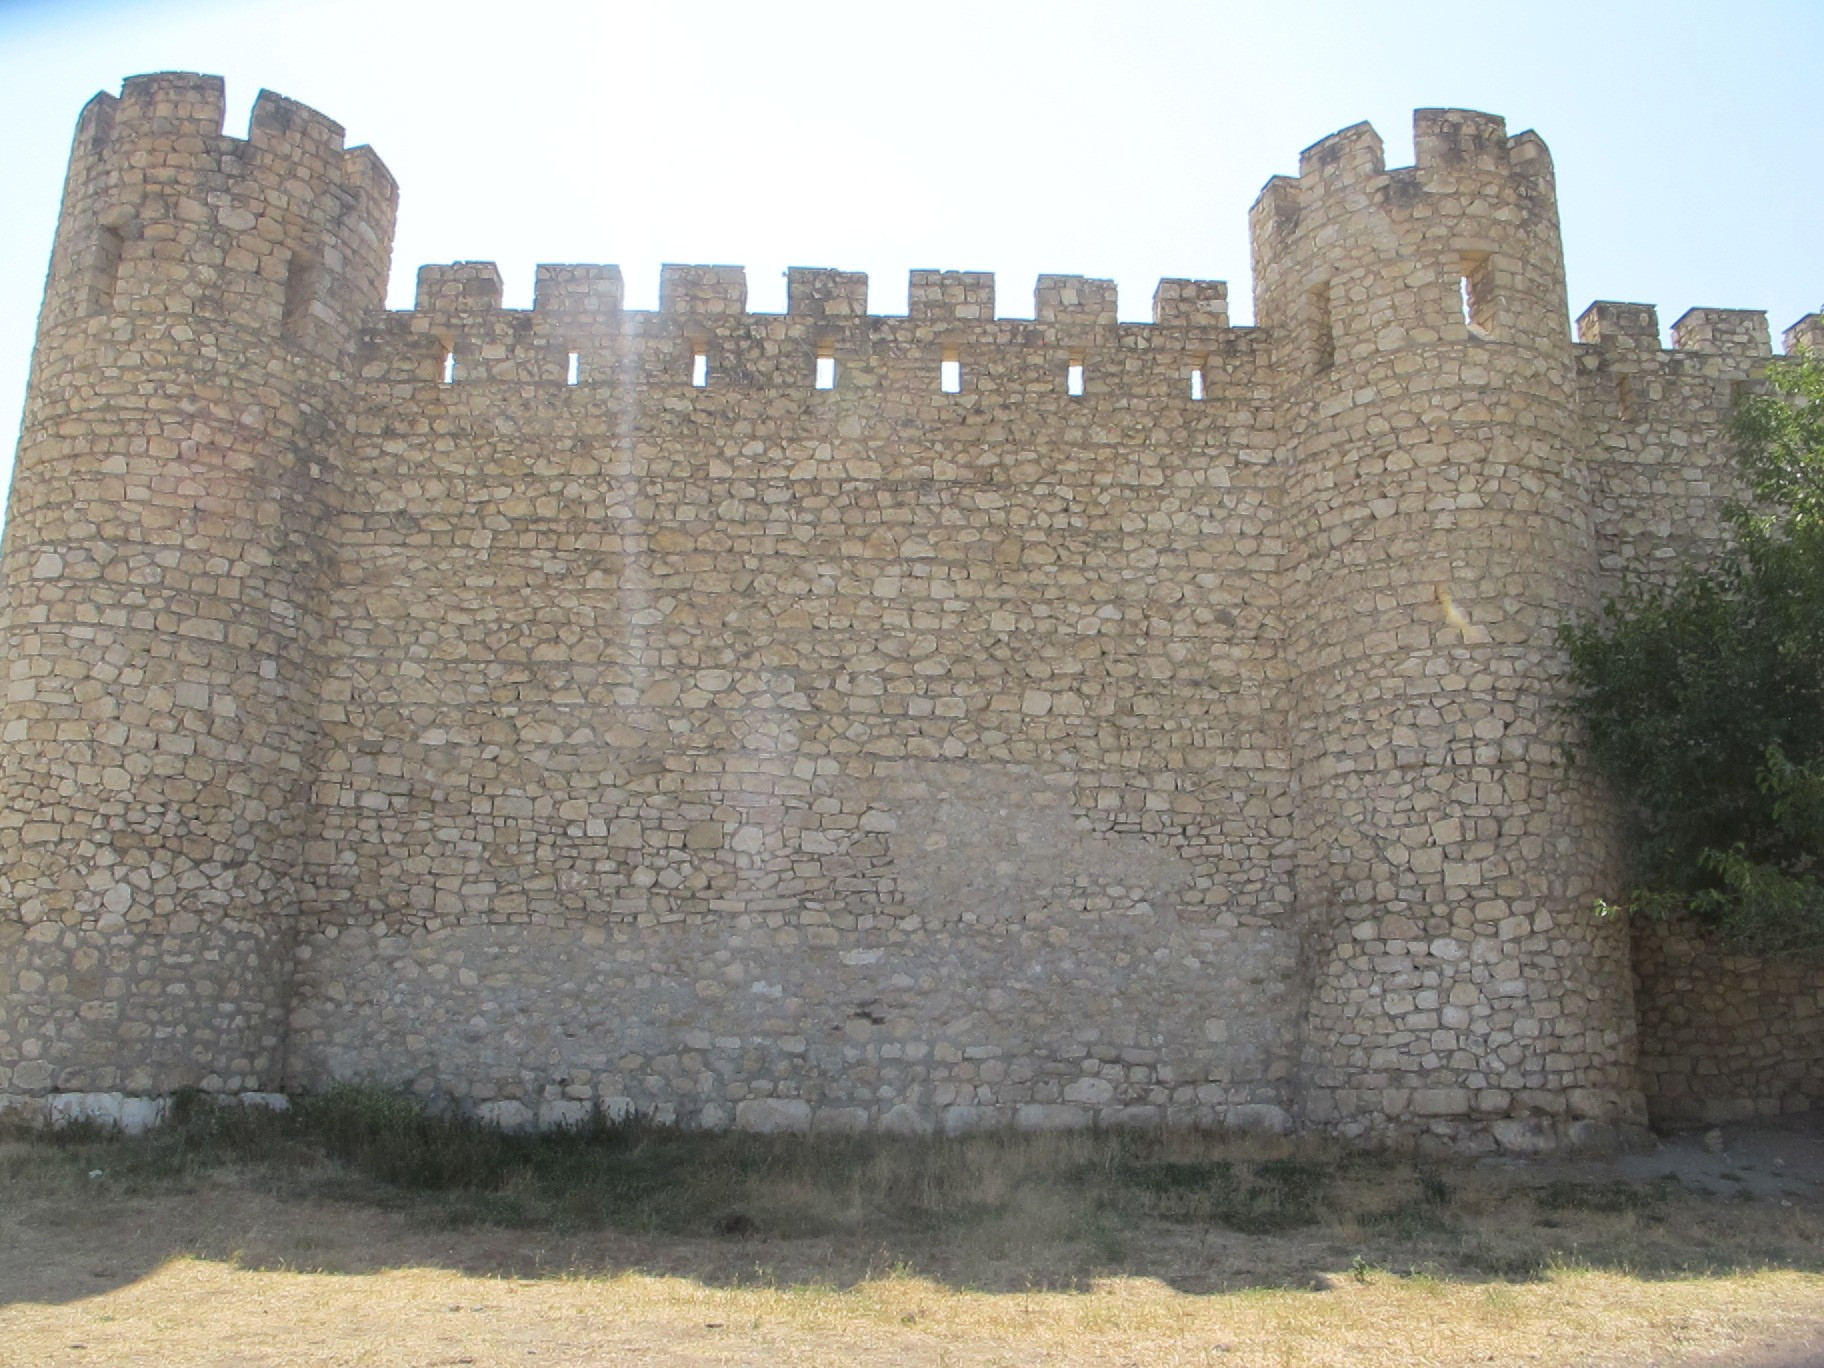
[{"left": 2, "top": 1117, "right": 1822, "bottom": 1367}]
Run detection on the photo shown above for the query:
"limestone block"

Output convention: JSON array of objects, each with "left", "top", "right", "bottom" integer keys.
[
  {"left": 693, "top": 1102, "right": 731, "bottom": 1130},
  {"left": 1490, "top": 1117, "right": 1555, "bottom": 1155},
  {"left": 49, "top": 1092, "right": 122, "bottom": 1129},
  {"left": 1224, "top": 1103, "right": 1291, "bottom": 1134},
  {"left": 1410, "top": 1089, "right": 1472, "bottom": 1118},
  {"left": 1013, "top": 1104, "right": 1090, "bottom": 1132},
  {"left": 118, "top": 1096, "right": 167, "bottom": 1135},
  {"left": 879, "top": 1103, "right": 934, "bottom": 1136},
  {"left": 11, "top": 1061, "right": 53, "bottom": 1093},
  {"left": 0, "top": 1093, "right": 46, "bottom": 1125},
  {"left": 1566, "top": 1087, "right": 1616, "bottom": 1120},
  {"left": 941, "top": 1105, "right": 1004, "bottom": 1136},
  {"left": 734, "top": 1098, "right": 812, "bottom": 1134},
  {"left": 538, "top": 1099, "right": 590, "bottom": 1130},
  {"left": 812, "top": 1106, "right": 870, "bottom": 1135},
  {"left": 476, "top": 1100, "right": 535, "bottom": 1133},
  {"left": 1062, "top": 1076, "right": 1115, "bottom": 1105}
]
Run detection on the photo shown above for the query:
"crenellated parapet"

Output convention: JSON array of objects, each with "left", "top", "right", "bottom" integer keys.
[
  {"left": 1788, "top": 314, "right": 1824, "bottom": 355},
  {"left": 358, "top": 262, "right": 1245, "bottom": 400},
  {"left": 1670, "top": 307, "right": 1772, "bottom": 359},
  {"left": 1575, "top": 301, "right": 1663, "bottom": 354},
  {"left": 1574, "top": 299, "right": 1816, "bottom": 592},
  {"left": 786, "top": 267, "right": 868, "bottom": 321},
  {"left": 1574, "top": 298, "right": 1815, "bottom": 405},
  {"left": 1151, "top": 279, "right": 1228, "bottom": 327}
]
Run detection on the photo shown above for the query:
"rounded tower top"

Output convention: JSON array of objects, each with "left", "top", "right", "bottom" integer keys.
[
  {"left": 1249, "top": 109, "right": 1567, "bottom": 379},
  {"left": 37, "top": 72, "right": 397, "bottom": 358}
]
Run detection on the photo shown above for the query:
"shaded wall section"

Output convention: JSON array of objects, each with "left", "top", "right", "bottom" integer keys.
[{"left": 1633, "top": 918, "right": 1824, "bottom": 1124}]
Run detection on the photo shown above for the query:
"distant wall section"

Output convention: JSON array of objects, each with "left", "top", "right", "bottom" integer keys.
[{"left": 1579, "top": 309, "right": 1824, "bottom": 1127}]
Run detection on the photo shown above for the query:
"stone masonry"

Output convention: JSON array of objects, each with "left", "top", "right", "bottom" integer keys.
[{"left": 1, "top": 74, "right": 1818, "bottom": 1149}]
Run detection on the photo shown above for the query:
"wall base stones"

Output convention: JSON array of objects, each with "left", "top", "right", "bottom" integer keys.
[
  {"left": 0, "top": 1089, "right": 290, "bottom": 1132},
  {"left": 8, "top": 1083, "right": 1662, "bottom": 1156}
]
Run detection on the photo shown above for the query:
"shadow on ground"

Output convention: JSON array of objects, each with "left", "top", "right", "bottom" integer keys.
[{"left": 3, "top": 1103, "right": 1822, "bottom": 1313}]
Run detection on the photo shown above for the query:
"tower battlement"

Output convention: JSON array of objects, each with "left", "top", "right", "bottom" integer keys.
[
  {"left": 2, "top": 76, "right": 1817, "bottom": 1147},
  {"left": 91, "top": 71, "right": 391, "bottom": 199},
  {"left": 40, "top": 72, "right": 395, "bottom": 350},
  {"left": 1265, "top": 108, "right": 1549, "bottom": 201}
]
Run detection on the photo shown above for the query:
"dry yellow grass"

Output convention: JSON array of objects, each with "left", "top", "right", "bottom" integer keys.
[
  {"left": 2, "top": 1234, "right": 1821, "bottom": 1367},
  {"left": 1, "top": 1182, "right": 1821, "bottom": 1367},
  {"left": 4, "top": 1102, "right": 1823, "bottom": 1366}
]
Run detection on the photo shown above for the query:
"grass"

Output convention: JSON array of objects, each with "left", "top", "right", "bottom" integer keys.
[
  {"left": 5, "top": 1087, "right": 1372, "bottom": 1259},
  {"left": 2, "top": 1088, "right": 1823, "bottom": 1365}
]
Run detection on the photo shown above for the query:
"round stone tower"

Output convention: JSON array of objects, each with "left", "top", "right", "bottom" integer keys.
[
  {"left": 1251, "top": 111, "right": 1643, "bottom": 1150},
  {"left": 0, "top": 74, "right": 395, "bottom": 1106}
]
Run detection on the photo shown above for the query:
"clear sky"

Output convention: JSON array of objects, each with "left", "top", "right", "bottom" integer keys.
[{"left": 1, "top": 0, "right": 1820, "bottom": 514}]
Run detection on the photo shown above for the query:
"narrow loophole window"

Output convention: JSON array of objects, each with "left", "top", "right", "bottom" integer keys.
[
  {"left": 566, "top": 351, "right": 581, "bottom": 386},
  {"left": 1616, "top": 374, "right": 1634, "bottom": 421},
  {"left": 1190, "top": 365, "right": 1205, "bottom": 402},
  {"left": 691, "top": 345, "right": 709, "bottom": 388},
  {"left": 1310, "top": 283, "right": 1335, "bottom": 373},
  {"left": 940, "top": 350, "right": 962, "bottom": 394},
  {"left": 282, "top": 251, "right": 317, "bottom": 340},
  {"left": 441, "top": 349, "right": 457, "bottom": 385},
  {"left": 815, "top": 352, "right": 836, "bottom": 390},
  {"left": 89, "top": 224, "right": 125, "bottom": 316},
  {"left": 1067, "top": 358, "right": 1085, "bottom": 398},
  {"left": 1461, "top": 253, "right": 1495, "bottom": 337}
]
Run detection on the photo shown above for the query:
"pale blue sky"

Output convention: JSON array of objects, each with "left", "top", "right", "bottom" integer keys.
[{"left": 2, "top": 0, "right": 1820, "bottom": 510}]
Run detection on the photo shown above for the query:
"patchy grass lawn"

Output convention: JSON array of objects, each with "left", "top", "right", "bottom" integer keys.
[{"left": 2, "top": 1090, "right": 1821, "bottom": 1365}]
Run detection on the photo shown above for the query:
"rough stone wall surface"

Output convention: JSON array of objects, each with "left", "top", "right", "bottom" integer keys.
[
  {"left": 1577, "top": 301, "right": 1772, "bottom": 597},
  {"left": 1632, "top": 918, "right": 1824, "bottom": 1124},
  {"left": 290, "top": 262, "right": 1299, "bottom": 1133},
  {"left": 0, "top": 74, "right": 393, "bottom": 1101},
  {"left": 1252, "top": 114, "right": 1641, "bottom": 1153},
  {"left": 0, "top": 74, "right": 1815, "bottom": 1145}
]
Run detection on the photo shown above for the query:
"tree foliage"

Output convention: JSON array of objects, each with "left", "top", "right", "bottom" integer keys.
[{"left": 1560, "top": 353, "right": 1824, "bottom": 954}]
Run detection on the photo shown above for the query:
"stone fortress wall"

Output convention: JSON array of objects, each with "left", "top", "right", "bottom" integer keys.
[{"left": 1, "top": 73, "right": 1818, "bottom": 1147}]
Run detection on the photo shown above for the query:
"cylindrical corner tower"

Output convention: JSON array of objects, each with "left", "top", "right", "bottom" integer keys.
[
  {"left": 1252, "top": 111, "right": 1643, "bottom": 1150},
  {"left": 0, "top": 74, "right": 395, "bottom": 1105}
]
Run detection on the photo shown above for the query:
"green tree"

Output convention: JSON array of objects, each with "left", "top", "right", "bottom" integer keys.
[{"left": 1560, "top": 353, "right": 1824, "bottom": 954}]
